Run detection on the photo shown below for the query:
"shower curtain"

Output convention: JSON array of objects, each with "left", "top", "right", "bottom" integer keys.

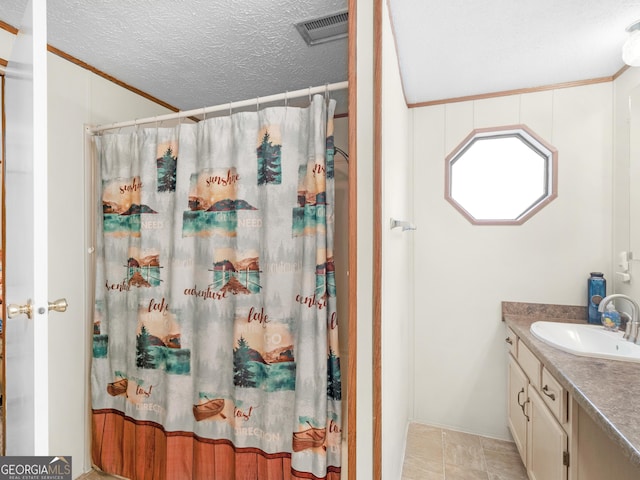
[{"left": 91, "top": 95, "right": 342, "bottom": 480}]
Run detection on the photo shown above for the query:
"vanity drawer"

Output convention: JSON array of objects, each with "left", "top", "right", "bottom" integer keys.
[
  {"left": 517, "top": 341, "right": 541, "bottom": 390},
  {"left": 541, "top": 367, "right": 566, "bottom": 423},
  {"left": 505, "top": 327, "right": 518, "bottom": 357}
]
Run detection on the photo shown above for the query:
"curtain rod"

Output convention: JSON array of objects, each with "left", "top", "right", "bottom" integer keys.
[{"left": 89, "top": 80, "right": 348, "bottom": 134}]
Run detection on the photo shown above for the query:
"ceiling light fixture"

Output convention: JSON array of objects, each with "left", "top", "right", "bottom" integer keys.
[{"left": 623, "top": 20, "right": 640, "bottom": 66}]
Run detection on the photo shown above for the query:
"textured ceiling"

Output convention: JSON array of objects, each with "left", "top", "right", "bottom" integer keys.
[
  {"left": 2, "top": 1, "right": 639, "bottom": 114},
  {"left": 388, "top": 0, "right": 640, "bottom": 105},
  {"left": 0, "top": 0, "right": 349, "bottom": 112}
]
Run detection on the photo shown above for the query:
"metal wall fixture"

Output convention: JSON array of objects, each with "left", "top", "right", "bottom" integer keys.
[{"left": 390, "top": 218, "right": 416, "bottom": 231}]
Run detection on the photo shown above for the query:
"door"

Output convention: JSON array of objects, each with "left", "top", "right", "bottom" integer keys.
[
  {"left": 527, "top": 387, "right": 568, "bottom": 480},
  {"left": 507, "top": 355, "right": 528, "bottom": 464},
  {"left": 4, "top": 0, "right": 49, "bottom": 455}
]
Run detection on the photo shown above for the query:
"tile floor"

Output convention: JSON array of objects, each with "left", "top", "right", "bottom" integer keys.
[{"left": 401, "top": 423, "right": 528, "bottom": 480}]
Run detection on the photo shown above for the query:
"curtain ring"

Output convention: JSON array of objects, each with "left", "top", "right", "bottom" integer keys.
[
  {"left": 324, "top": 83, "right": 330, "bottom": 102},
  {"left": 284, "top": 90, "right": 288, "bottom": 107},
  {"left": 202, "top": 107, "right": 207, "bottom": 122},
  {"left": 308, "top": 86, "right": 312, "bottom": 103},
  {"left": 229, "top": 101, "right": 232, "bottom": 116},
  {"left": 256, "top": 96, "right": 260, "bottom": 112}
]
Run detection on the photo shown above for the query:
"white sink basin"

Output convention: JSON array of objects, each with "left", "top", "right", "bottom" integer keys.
[{"left": 530, "top": 321, "right": 640, "bottom": 363}]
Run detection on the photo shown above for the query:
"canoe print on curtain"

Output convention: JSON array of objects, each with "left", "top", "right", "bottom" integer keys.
[{"left": 92, "top": 95, "right": 342, "bottom": 480}]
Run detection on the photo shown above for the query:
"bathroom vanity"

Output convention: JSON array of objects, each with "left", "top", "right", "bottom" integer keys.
[{"left": 503, "top": 302, "right": 640, "bottom": 480}]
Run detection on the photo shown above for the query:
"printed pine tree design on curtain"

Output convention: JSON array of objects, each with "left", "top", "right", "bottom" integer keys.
[
  {"left": 326, "top": 132, "right": 335, "bottom": 180},
  {"left": 256, "top": 127, "right": 282, "bottom": 185},
  {"left": 233, "top": 336, "right": 259, "bottom": 388},
  {"left": 327, "top": 348, "right": 342, "bottom": 400},
  {"left": 136, "top": 325, "right": 155, "bottom": 369},
  {"left": 156, "top": 143, "right": 178, "bottom": 192}
]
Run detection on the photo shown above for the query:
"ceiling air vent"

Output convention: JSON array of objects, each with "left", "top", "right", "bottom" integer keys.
[{"left": 295, "top": 10, "right": 348, "bottom": 46}]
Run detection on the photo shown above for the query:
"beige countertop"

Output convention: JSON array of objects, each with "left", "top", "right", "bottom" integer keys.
[{"left": 503, "top": 302, "right": 640, "bottom": 467}]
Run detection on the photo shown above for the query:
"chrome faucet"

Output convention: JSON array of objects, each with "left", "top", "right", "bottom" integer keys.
[{"left": 598, "top": 294, "right": 640, "bottom": 343}]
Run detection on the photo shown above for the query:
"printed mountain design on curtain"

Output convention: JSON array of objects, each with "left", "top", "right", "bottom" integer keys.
[
  {"left": 156, "top": 144, "right": 178, "bottom": 192},
  {"left": 316, "top": 257, "right": 336, "bottom": 298},
  {"left": 126, "top": 247, "right": 162, "bottom": 287},
  {"left": 183, "top": 168, "right": 257, "bottom": 237},
  {"left": 135, "top": 304, "right": 190, "bottom": 375},
  {"left": 210, "top": 249, "right": 262, "bottom": 294},
  {"left": 233, "top": 327, "right": 296, "bottom": 391},
  {"left": 93, "top": 300, "right": 108, "bottom": 359},
  {"left": 257, "top": 129, "right": 282, "bottom": 185},
  {"left": 293, "top": 162, "right": 328, "bottom": 237},
  {"left": 102, "top": 176, "right": 157, "bottom": 236}
]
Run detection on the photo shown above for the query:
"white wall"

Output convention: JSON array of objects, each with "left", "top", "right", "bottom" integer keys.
[
  {"left": 411, "top": 83, "right": 613, "bottom": 440},
  {"left": 0, "top": 29, "right": 14, "bottom": 56},
  {"left": 46, "top": 52, "right": 171, "bottom": 477},
  {"left": 356, "top": 0, "right": 375, "bottom": 477},
  {"left": 381, "top": 2, "right": 414, "bottom": 479},
  {"left": 331, "top": 116, "right": 350, "bottom": 480}
]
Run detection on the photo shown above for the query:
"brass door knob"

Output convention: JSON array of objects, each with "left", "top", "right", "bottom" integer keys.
[
  {"left": 7, "top": 300, "right": 33, "bottom": 319},
  {"left": 48, "top": 298, "right": 68, "bottom": 313},
  {"left": 6, "top": 299, "right": 67, "bottom": 318}
]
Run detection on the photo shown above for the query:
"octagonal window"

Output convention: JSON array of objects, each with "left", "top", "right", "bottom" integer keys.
[{"left": 445, "top": 125, "right": 557, "bottom": 225}]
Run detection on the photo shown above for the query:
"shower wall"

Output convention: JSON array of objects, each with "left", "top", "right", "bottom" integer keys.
[{"left": 333, "top": 116, "right": 349, "bottom": 440}]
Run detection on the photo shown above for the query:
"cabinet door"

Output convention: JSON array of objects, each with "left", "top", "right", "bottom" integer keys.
[
  {"left": 528, "top": 386, "right": 568, "bottom": 480},
  {"left": 508, "top": 355, "right": 528, "bottom": 464}
]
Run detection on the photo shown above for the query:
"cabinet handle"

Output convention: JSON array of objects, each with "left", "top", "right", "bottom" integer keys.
[
  {"left": 542, "top": 385, "right": 556, "bottom": 401},
  {"left": 505, "top": 337, "right": 513, "bottom": 345},
  {"left": 522, "top": 399, "right": 530, "bottom": 422},
  {"left": 517, "top": 387, "right": 525, "bottom": 407}
]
